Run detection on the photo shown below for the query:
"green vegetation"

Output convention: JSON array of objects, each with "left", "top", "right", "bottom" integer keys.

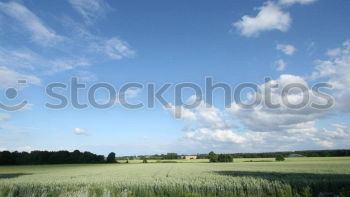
[
  {"left": 142, "top": 158, "right": 147, "bottom": 163},
  {"left": 0, "top": 157, "right": 349, "bottom": 196},
  {"left": 0, "top": 150, "right": 105, "bottom": 165},
  {"left": 275, "top": 154, "right": 285, "bottom": 161},
  {"left": 208, "top": 151, "right": 217, "bottom": 162},
  {"left": 117, "top": 149, "right": 350, "bottom": 161},
  {"left": 106, "top": 152, "right": 116, "bottom": 163},
  {"left": 208, "top": 151, "right": 233, "bottom": 163}
]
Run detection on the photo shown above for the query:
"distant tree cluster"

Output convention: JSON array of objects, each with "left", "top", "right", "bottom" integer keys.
[
  {"left": 164, "top": 153, "right": 180, "bottom": 160},
  {"left": 116, "top": 153, "right": 180, "bottom": 161},
  {"left": 0, "top": 150, "right": 108, "bottom": 165},
  {"left": 208, "top": 152, "right": 233, "bottom": 163},
  {"left": 197, "top": 149, "right": 350, "bottom": 159}
]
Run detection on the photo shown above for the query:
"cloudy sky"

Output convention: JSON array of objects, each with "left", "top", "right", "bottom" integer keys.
[{"left": 0, "top": 0, "right": 349, "bottom": 155}]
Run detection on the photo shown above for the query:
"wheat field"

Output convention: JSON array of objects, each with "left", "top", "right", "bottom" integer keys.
[{"left": 0, "top": 157, "right": 349, "bottom": 197}]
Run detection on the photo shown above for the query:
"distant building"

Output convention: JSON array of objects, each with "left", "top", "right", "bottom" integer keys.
[
  {"left": 182, "top": 155, "right": 197, "bottom": 160},
  {"left": 288, "top": 153, "right": 305, "bottom": 157}
]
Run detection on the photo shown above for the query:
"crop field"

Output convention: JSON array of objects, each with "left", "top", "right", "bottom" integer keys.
[{"left": 0, "top": 157, "right": 349, "bottom": 197}]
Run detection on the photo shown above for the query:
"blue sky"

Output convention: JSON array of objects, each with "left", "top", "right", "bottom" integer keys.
[{"left": 0, "top": 0, "right": 350, "bottom": 156}]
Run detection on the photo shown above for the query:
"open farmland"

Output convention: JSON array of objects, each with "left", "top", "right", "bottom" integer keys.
[{"left": 0, "top": 157, "right": 349, "bottom": 197}]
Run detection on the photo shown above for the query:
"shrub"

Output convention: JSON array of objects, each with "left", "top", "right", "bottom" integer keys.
[{"left": 275, "top": 154, "right": 285, "bottom": 161}]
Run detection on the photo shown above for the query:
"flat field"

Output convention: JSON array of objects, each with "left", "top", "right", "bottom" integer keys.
[{"left": 0, "top": 157, "right": 349, "bottom": 197}]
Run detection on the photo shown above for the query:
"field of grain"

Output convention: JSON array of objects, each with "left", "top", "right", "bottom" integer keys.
[{"left": 0, "top": 157, "right": 349, "bottom": 197}]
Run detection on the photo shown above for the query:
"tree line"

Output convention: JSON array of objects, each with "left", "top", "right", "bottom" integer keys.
[
  {"left": 0, "top": 150, "right": 117, "bottom": 165},
  {"left": 117, "top": 149, "right": 350, "bottom": 161},
  {"left": 197, "top": 149, "right": 350, "bottom": 159},
  {"left": 117, "top": 153, "right": 181, "bottom": 160},
  {"left": 2, "top": 149, "right": 349, "bottom": 165}
]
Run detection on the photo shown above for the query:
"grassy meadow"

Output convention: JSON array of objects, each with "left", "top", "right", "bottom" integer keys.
[{"left": 0, "top": 157, "right": 349, "bottom": 197}]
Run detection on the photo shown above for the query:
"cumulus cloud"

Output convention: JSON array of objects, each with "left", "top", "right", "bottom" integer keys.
[
  {"left": 166, "top": 99, "right": 244, "bottom": 149},
  {"left": 234, "top": 2, "right": 291, "bottom": 37},
  {"left": 0, "top": 1, "right": 62, "bottom": 45},
  {"left": 276, "top": 44, "right": 296, "bottom": 55},
  {"left": 185, "top": 128, "right": 246, "bottom": 144},
  {"left": 311, "top": 40, "right": 350, "bottom": 111},
  {"left": 164, "top": 66, "right": 347, "bottom": 152},
  {"left": 165, "top": 96, "right": 348, "bottom": 152},
  {"left": 68, "top": 0, "right": 110, "bottom": 24},
  {"left": 227, "top": 74, "right": 329, "bottom": 133},
  {"left": 276, "top": 59, "right": 287, "bottom": 71},
  {"left": 74, "top": 128, "right": 89, "bottom": 136},
  {"left": 234, "top": 0, "right": 318, "bottom": 37},
  {"left": 166, "top": 100, "right": 233, "bottom": 129}
]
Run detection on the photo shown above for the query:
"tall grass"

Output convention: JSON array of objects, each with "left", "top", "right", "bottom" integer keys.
[{"left": 0, "top": 157, "right": 349, "bottom": 197}]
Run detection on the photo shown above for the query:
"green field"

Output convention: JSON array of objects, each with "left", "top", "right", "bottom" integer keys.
[{"left": 0, "top": 157, "right": 349, "bottom": 197}]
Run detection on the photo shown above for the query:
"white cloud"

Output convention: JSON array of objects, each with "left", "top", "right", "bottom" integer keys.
[
  {"left": 276, "top": 59, "right": 287, "bottom": 71},
  {"left": 0, "top": 1, "right": 62, "bottom": 45},
  {"left": 167, "top": 100, "right": 233, "bottom": 129},
  {"left": 227, "top": 74, "right": 327, "bottom": 133},
  {"left": 74, "top": 128, "right": 89, "bottom": 136},
  {"left": 0, "top": 2, "right": 135, "bottom": 78},
  {"left": 105, "top": 38, "right": 136, "bottom": 60},
  {"left": 276, "top": 44, "right": 296, "bottom": 55},
  {"left": 164, "top": 41, "right": 350, "bottom": 153},
  {"left": 165, "top": 98, "right": 349, "bottom": 152},
  {"left": 234, "top": 2, "right": 291, "bottom": 37},
  {"left": 166, "top": 105, "right": 197, "bottom": 121},
  {"left": 279, "top": 0, "right": 318, "bottom": 6},
  {"left": 326, "top": 48, "right": 342, "bottom": 57},
  {"left": 185, "top": 128, "right": 246, "bottom": 144},
  {"left": 49, "top": 58, "right": 90, "bottom": 74},
  {"left": 0, "top": 48, "right": 41, "bottom": 70},
  {"left": 311, "top": 40, "right": 350, "bottom": 111},
  {"left": 0, "top": 46, "right": 94, "bottom": 76},
  {"left": 62, "top": 19, "right": 136, "bottom": 60},
  {"left": 68, "top": 0, "right": 110, "bottom": 24},
  {"left": 0, "top": 66, "right": 40, "bottom": 89}
]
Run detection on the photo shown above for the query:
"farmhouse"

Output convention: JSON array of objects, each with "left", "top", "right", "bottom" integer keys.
[{"left": 182, "top": 155, "right": 197, "bottom": 160}]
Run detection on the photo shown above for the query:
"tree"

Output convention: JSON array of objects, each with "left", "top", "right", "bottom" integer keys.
[
  {"left": 106, "top": 152, "right": 116, "bottom": 163},
  {"left": 275, "top": 154, "right": 285, "bottom": 161},
  {"left": 208, "top": 151, "right": 218, "bottom": 162},
  {"left": 143, "top": 158, "right": 148, "bottom": 163}
]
